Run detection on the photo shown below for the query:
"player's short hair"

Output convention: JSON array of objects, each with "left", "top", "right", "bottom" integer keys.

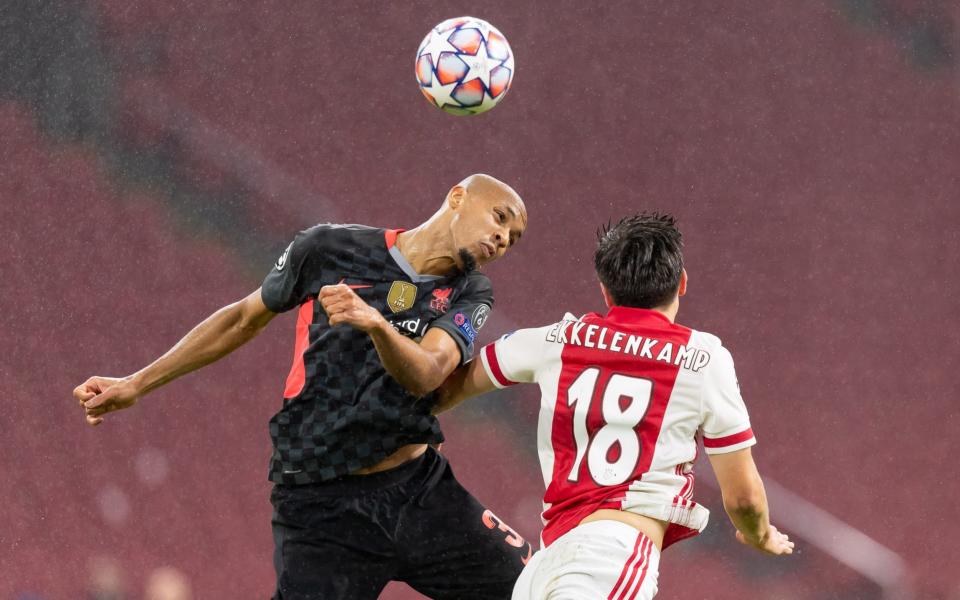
[{"left": 594, "top": 213, "right": 683, "bottom": 309}]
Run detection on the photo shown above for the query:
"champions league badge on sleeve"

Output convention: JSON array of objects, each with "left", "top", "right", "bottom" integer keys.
[{"left": 453, "top": 311, "right": 478, "bottom": 343}]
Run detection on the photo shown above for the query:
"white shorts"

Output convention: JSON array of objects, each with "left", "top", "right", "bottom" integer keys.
[{"left": 512, "top": 520, "right": 660, "bottom": 600}]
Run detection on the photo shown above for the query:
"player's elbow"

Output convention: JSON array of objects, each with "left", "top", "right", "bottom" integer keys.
[
  {"left": 415, "top": 370, "right": 448, "bottom": 397},
  {"left": 389, "top": 341, "right": 458, "bottom": 397},
  {"left": 380, "top": 352, "right": 444, "bottom": 397},
  {"left": 404, "top": 380, "right": 435, "bottom": 398},
  {"left": 412, "top": 352, "right": 456, "bottom": 397},
  {"left": 399, "top": 366, "right": 444, "bottom": 398},
  {"left": 723, "top": 486, "right": 766, "bottom": 518},
  {"left": 232, "top": 294, "right": 275, "bottom": 335}
]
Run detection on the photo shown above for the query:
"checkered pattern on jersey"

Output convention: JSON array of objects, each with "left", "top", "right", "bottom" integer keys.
[{"left": 262, "top": 224, "right": 493, "bottom": 484}]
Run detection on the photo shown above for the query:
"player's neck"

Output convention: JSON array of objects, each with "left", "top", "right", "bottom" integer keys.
[
  {"left": 658, "top": 300, "right": 679, "bottom": 323},
  {"left": 395, "top": 225, "right": 459, "bottom": 277}
]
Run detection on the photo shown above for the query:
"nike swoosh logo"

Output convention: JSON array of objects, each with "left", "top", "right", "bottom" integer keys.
[{"left": 338, "top": 278, "right": 373, "bottom": 290}]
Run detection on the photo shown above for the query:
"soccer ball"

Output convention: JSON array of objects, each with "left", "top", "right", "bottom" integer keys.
[{"left": 415, "top": 17, "right": 515, "bottom": 116}]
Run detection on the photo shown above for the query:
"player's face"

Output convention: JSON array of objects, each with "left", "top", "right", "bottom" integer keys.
[{"left": 453, "top": 194, "right": 526, "bottom": 268}]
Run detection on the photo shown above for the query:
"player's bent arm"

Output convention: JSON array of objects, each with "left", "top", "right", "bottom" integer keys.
[
  {"left": 319, "top": 283, "right": 462, "bottom": 397},
  {"left": 75, "top": 288, "right": 277, "bottom": 425},
  {"left": 433, "top": 358, "right": 499, "bottom": 414},
  {"left": 366, "top": 324, "right": 462, "bottom": 397},
  {"left": 708, "top": 448, "right": 793, "bottom": 555}
]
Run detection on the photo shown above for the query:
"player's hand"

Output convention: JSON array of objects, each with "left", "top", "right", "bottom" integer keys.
[
  {"left": 73, "top": 375, "right": 141, "bottom": 427},
  {"left": 737, "top": 524, "right": 794, "bottom": 555},
  {"left": 319, "top": 284, "right": 386, "bottom": 333}
]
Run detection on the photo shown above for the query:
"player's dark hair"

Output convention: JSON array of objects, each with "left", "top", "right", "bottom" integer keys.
[{"left": 594, "top": 213, "right": 683, "bottom": 309}]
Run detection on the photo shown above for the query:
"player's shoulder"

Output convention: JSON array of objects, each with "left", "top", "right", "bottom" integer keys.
[
  {"left": 687, "top": 328, "right": 723, "bottom": 349},
  {"left": 460, "top": 270, "right": 494, "bottom": 302},
  {"left": 299, "top": 222, "right": 381, "bottom": 244},
  {"left": 499, "top": 318, "right": 568, "bottom": 349},
  {"left": 685, "top": 328, "right": 736, "bottom": 371},
  {"left": 518, "top": 312, "right": 584, "bottom": 340}
]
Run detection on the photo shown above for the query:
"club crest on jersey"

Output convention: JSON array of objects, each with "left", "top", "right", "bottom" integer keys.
[
  {"left": 387, "top": 281, "right": 418, "bottom": 313},
  {"left": 430, "top": 288, "right": 453, "bottom": 313}
]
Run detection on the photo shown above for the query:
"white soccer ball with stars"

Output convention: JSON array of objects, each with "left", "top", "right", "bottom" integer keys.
[{"left": 415, "top": 17, "right": 515, "bottom": 116}]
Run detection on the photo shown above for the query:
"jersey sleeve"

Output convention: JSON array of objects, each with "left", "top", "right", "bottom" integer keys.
[
  {"left": 427, "top": 272, "right": 494, "bottom": 365},
  {"left": 700, "top": 345, "right": 756, "bottom": 454},
  {"left": 261, "top": 225, "right": 329, "bottom": 313},
  {"left": 478, "top": 325, "right": 555, "bottom": 387}
]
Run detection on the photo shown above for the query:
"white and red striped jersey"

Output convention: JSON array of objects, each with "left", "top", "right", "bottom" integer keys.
[{"left": 479, "top": 306, "right": 755, "bottom": 549}]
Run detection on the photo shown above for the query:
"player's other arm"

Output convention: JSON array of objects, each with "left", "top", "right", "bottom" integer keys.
[
  {"left": 700, "top": 343, "right": 792, "bottom": 555},
  {"left": 369, "top": 324, "right": 460, "bottom": 397},
  {"left": 73, "top": 288, "right": 277, "bottom": 426},
  {"left": 708, "top": 448, "right": 793, "bottom": 555}
]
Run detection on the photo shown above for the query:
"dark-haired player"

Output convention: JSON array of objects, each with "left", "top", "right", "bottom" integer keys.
[
  {"left": 437, "top": 214, "right": 792, "bottom": 599},
  {"left": 73, "top": 174, "right": 531, "bottom": 599}
]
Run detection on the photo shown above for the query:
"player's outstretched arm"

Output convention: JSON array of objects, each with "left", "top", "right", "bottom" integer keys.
[
  {"left": 319, "top": 284, "right": 461, "bottom": 397},
  {"left": 73, "top": 288, "right": 277, "bottom": 426},
  {"left": 708, "top": 448, "right": 794, "bottom": 556}
]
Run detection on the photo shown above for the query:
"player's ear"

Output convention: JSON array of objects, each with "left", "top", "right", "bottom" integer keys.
[
  {"left": 447, "top": 185, "right": 466, "bottom": 210},
  {"left": 600, "top": 282, "right": 615, "bottom": 308},
  {"left": 678, "top": 269, "right": 688, "bottom": 297}
]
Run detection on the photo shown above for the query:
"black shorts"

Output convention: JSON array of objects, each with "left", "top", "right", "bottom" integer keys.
[{"left": 270, "top": 447, "right": 532, "bottom": 600}]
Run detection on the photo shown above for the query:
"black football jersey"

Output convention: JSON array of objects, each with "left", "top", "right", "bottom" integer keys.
[{"left": 260, "top": 224, "right": 494, "bottom": 484}]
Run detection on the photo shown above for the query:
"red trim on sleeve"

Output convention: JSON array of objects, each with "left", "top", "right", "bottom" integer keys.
[
  {"left": 384, "top": 229, "right": 405, "bottom": 249},
  {"left": 282, "top": 300, "right": 313, "bottom": 399},
  {"left": 484, "top": 343, "right": 517, "bottom": 387},
  {"left": 703, "top": 428, "right": 754, "bottom": 448}
]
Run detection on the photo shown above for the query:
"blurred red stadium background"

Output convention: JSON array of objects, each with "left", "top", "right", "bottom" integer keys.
[{"left": 1, "top": 1, "right": 957, "bottom": 598}]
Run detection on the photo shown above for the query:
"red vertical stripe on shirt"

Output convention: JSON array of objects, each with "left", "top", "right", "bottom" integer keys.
[
  {"left": 541, "top": 313, "right": 692, "bottom": 547},
  {"left": 282, "top": 299, "right": 313, "bottom": 399}
]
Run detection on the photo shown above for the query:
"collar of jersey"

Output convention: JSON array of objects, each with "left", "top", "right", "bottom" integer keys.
[
  {"left": 604, "top": 306, "right": 676, "bottom": 328},
  {"left": 384, "top": 228, "right": 443, "bottom": 283}
]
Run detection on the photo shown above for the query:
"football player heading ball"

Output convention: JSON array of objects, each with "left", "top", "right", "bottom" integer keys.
[{"left": 74, "top": 174, "right": 532, "bottom": 599}]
